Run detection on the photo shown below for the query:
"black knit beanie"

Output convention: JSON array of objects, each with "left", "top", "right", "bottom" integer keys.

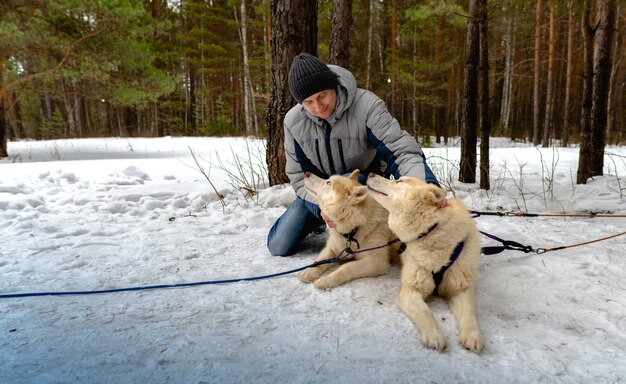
[{"left": 288, "top": 53, "right": 338, "bottom": 104}]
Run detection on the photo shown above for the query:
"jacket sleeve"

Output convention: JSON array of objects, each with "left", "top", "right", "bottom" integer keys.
[
  {"left": 284, "top": 122, "right": 310, "bottom": 200},
  {"left": 365, "top": 93, "right": 438, "bottom": 184}
]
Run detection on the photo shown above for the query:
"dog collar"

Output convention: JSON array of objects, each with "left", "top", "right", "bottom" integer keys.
[
  {"left": 401, "top": 223, "right": 439, "bottom": 247},
  {"left": 341, "top": 227, "right": 360, "bottom": 250}
]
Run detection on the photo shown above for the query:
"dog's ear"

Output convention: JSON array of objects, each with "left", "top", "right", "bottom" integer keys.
[
  {"left": 348, "top": 169, "right": 360, "bottom": 182},
  {"left": 422, "top": 187, "right": 445, "bottom": 206},
  {"left": 350, "top": 185, "right": 368, "bottom": 203}
]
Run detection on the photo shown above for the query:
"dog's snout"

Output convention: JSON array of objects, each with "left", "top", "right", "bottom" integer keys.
[
  {"left": 305, "top": 172, "right": 312, "bottom": 178},
  {"left": 368, "top": 173, "right": 376, "bottom": 178}
]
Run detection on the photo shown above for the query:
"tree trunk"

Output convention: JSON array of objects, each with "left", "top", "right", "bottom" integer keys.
[
  {"left": 390, "top": 0, "right": 397, "bottom": 115},
  {"left": 264, "top": 0, "right": 272, "bottom": 87},
  {"left": 187, "top": 63, "right": 197, "bottom": 134},
  {"left": 236, "top": 0, "right": 258, "bottom": 136},
  {"left": 266, "top": 0, "right": 317, "bottom": 186},
  {"left": 0, "top": 58, "right": 7, "bottom": 157},
  {"left": 74, "top": 93, "right": 83, "bottom": 137},
  {"left": 500, "top": 0, "right": 516, "bottom": 135},
  {"left": 0, "top": 106, "right": 6, "bottom": 158},
  {"left": 329, "top": 0, "right": 352, "bottom": 68},
  {"left": 5, "top": 92, "right": 23, "bottom": 139},
  {"left": 577, "top": 0, "right": 595, "bottom": 184},
  {"left": 532, "top": 0, "right": 542, "bottom": 146},
  {"left": 562, "top": 0, "right": 576, "bottom": 147},
  {"left": 478, "top": 0, "right": 490, "bottom": 190},
  {"left": 116, "top": 106, "right": 127, "bottom": 137},
  {"left": 0, "top": 110, "right": 6, "bottom": 158},
  {"left": 589, "top": 0, "right": 616, "bottom": 176},
  {"left": 365, "top": 0, "right": 374, "bottom": 89},
  {"left": 542, "top": 1, "right": 555, "bottom": 147},
  {"left": 82, "top": 98, "right": 93, "bottom": 136},
  {"left": 61, "top": 80, "right": 76, "bottom": 138},
  {"left": 460, "top": 0, "right": 479, "bottom": 184},
  {"left": 412, "top": 22, "right": 419, "bottom": 138},
  {"left": 40, "top": 93, "right": 52, "bottom": 139},
  {"left": 606, "top": 4, "right": 622, "bottom": 144}
]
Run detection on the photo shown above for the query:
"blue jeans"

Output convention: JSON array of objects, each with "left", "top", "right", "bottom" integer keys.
[{"left": 267, "top": 196, "right": 325, "bottom": 256}]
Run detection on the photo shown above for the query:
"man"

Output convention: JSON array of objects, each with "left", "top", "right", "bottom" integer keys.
[{"left": 267, "top": 52, "right": 438, "bottom": 256}]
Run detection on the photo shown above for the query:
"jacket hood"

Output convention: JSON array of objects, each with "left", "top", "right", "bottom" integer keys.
[{"left": 329, "top": 64, "right": 356, "bottom": 120}]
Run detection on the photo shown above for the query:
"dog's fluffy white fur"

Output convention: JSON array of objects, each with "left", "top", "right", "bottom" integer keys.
[
  {"left": 367, "top": 174, "right": 485, "bottom": 353},
  {"left": 299, "top": 170, "right": 395, "bottom": 290}
]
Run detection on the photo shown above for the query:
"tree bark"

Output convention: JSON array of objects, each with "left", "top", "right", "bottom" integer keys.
[
  {"left": 266, "top": 0, "right": 317, "bottom": 186},
  {"left": 329, "top": 0, "right": 352, "bottom": 68},
  {"left": 61, "top": 79, "right": 77, "bottom": 137},
  {"left": 0, "top": 108, "right": 6, "bottom": 158},
  {"left": 500, "top": 0, "right": 516, "bottom": 135},
  {"left": 606, "top": 4, "right": 622, "bottom": 144},
  {"left": 0, "top": 110, "right": 6, "bottom": 158},
  {"left": 562, "top": 0, "right": 576, "bottom": 147},
  {"left": 460, "top": 0, "right": 479, "bottom": 184},
  {"left": 390, "top": 0, "right": 397, "bottom": 115},
  {"left": 263, "top": 0, "right": 272, "bottom": 93},
  {"left": 365, "top": 0, "right": 374, "bottom": 89},
  {"left": 236, "top": 0, "right": 258, "bottom": 135},
  {"left": 0, "top": 58, "right": 7, "bottom": 157},
  {"left": 532, "top": 0, "right": 542, "bottom": 146},
  {"left": 412, "top": 22, "right": 419, "bottom": 138},
  {"left": 589, "top": 0, "right": 616, "bottom": 175},
  {"left": 542, "top": 1, "right": 555, "bottom": 147},
  {"left": 5, "top": 91, "right": 24, "bottom": 139},
  {"left": 577, "top": 0, "right": 595, "bottom": 184},
  {"left": 478, "top": 0, "right": 490, "bottom": 190}
]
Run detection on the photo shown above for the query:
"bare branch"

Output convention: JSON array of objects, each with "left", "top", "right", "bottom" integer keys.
[{"left": 0, "top": 27, "right": 106, "bottom": 98}]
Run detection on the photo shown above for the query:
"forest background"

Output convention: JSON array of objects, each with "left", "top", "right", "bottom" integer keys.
[{"left": 0, "top": 0, "right": 624, "bottom": 186}]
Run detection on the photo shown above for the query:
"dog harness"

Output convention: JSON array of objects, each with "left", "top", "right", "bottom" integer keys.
[
  {"left": 401, "top": 222, "right": 465, "bottom": 296},
  {"left": 432, "top": 241, "right": 464, "bottom": 296},
  {"left": 340, "top": 224, "right": 463, "bottom": 294}
]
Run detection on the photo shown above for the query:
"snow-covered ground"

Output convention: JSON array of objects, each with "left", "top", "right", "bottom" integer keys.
[{"left": 1, "top": 137, "right": 625, "bottom": 383}]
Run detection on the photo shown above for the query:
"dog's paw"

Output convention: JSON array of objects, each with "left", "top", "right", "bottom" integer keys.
[
  {"left": 299, "top": 269, "right": 321, "bottom": 283},
  {"left": 421, "top": 329, "right": 447, "bottom": 352},
  {"left": 459, "top": 330, "right": 485, "bottom": 353},
  {"left": 313, "top": 275, "right": 340, "bottom": 290}
]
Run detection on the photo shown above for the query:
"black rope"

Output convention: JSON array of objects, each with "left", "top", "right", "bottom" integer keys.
[
  {"left": 471, "top": 210, "right": 626, "bottom": 218},
  {"left": 480, "top": 230, "right": 535, "bottom": 255}
]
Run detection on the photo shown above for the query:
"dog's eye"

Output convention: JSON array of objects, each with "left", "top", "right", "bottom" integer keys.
[{"left": 326, "top": 181, "right": 331, "bottom": 186}]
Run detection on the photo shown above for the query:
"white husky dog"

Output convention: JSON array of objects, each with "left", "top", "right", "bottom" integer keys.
[
  {"left": 299, "top": 170, "right": 396, "bottom": 290},
  {"left": 366, "top": 173, "right": 484, "bottom": 353}
]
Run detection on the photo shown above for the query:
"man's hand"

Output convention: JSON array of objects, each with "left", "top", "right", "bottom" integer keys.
[{"left": 320, "top": 211, "right": 336, "bottom": 228}]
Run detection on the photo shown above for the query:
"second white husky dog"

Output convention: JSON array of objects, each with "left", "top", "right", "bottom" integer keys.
[{"left": 367, "top": 173, "right": 484, "bottom": 353}]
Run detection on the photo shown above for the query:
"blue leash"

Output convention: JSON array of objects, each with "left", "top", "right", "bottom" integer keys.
[
  {"left": 0, "top": 229, "right": 536, "bottom": 300},
  {"left": 0, "top": 258, "right": 340, "bottom": 300},
  {"left": 7, "top": 212, "right": 617, "bottom": 300}
]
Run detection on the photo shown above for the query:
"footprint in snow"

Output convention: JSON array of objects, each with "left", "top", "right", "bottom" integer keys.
[
  {"left": 122, "top": 166, "right": 150, "bottom": 180},
  {"left": 99, "top": 202, "right": 131, "bottom": 214}
]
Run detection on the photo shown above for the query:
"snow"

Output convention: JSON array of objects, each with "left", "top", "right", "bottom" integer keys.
[{"left": 1, "top": 136, "right": 625, "bottom": 384}]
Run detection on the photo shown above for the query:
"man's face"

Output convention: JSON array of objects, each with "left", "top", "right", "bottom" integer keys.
[{"left": 302, "top": 89, "right": 337, "bottom": 119}]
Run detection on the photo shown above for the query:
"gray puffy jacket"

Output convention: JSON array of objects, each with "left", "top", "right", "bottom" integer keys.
[{"left": 284, "top": 64, "right": 437, "bottom": 204}]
